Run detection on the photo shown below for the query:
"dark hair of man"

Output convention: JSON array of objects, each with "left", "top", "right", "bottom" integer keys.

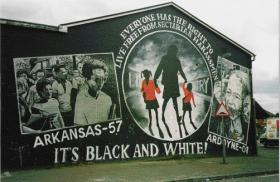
[
  {"left": 17, "top": 70, "right": 29, "bottom": 78},
  {"left": 36, "top": 78, "right": 51, "bottom": 97},
  {"left": 82, "top": 61, "right": 108, "bottom": 80}
]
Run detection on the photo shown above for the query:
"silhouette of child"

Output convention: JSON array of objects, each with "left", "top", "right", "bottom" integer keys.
[
  {"left": 182, "top": 82, "right": 197, "bottom": 135},
  {"left": 141, "top": 69, "right": 164, "bottom": 138}
]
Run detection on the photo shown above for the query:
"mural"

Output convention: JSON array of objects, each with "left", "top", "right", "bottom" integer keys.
[{"left": 1, "top": 7, "right": 256, "bottom": 169}]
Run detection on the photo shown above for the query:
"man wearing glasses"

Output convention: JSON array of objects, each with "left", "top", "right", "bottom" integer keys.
[{"left": 74, "top": 59, "right": 113, "bottom": 125}]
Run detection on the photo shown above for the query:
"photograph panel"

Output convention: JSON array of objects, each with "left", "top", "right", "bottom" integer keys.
[{"left": 14, "top": 52, "right": 121, "bottom": 134}]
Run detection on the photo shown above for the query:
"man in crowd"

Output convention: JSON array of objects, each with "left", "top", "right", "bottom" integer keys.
[
  {"left": 17, "top": 69, "right": 35, "bottom": 87},
  {"left": 16, "top": 77, "right": 30, "bottom": 124},
  {"left": 52, "top": 64, "right": 73, "bottom": 126},
  {"left": 74, "top": 59, "right": 113, "bottom": 125},
  {"left": 26, "top": 69, "right": 45, "bottom": 108},
  {"left": 72, "top": 62, "right": 85, "bottom": 90}
]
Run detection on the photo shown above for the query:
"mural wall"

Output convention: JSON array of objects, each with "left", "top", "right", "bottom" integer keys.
[{"left": 1, "top": 5, "right": 256, "bottom": 169}]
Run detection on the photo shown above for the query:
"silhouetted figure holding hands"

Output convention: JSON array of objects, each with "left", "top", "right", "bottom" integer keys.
[{"left": 154, "top": 45, "right": 187, "bottom": 138}]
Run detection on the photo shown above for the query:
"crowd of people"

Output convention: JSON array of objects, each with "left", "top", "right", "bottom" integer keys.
[{"left": 16, "top": 58, "right": 115, "bottom": 133}]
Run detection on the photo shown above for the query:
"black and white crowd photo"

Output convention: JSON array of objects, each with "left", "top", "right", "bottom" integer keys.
[{"left": 14, "top": 53, "right": 121, "bottom": 134}]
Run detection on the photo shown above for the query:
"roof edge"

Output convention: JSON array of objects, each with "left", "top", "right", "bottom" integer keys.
[{"left": 0, "top": 18, "right": 67, "bottom": 33}]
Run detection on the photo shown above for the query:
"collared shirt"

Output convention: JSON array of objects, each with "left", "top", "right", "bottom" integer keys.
[
  {"left": 74, "top": 85, "right": 112, "bottom": 125},
  {"left": 52, "top": 80, "right": 72, "bottom": 112}
]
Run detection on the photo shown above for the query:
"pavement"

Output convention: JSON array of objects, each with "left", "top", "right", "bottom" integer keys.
[{"left": 1, "top": 145, "right": 279, "bottom": 182}]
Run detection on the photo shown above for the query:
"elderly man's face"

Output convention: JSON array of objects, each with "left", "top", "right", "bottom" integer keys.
[
  {"left": 87, "top": 68, "right": 106, "bottom": 92},
  {"left": 225, "top": 75, "right": 243, "bottom": 118}
]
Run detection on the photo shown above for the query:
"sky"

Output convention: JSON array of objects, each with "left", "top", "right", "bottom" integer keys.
[{"left": 0, "top": 0, "right": 279, "bottom": 113}]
